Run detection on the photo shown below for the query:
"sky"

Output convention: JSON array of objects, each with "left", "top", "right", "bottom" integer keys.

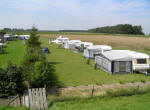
[{"left": 0, "top": 0, "right": 150, "bottom": 33}]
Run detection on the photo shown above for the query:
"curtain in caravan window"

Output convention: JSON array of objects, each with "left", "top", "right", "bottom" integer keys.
[
  {"left": 114, "top": 61, "right": 119, "bottom": 73},
  {"left": 126, "top": 61, "right": 131, "bottom": 73}
]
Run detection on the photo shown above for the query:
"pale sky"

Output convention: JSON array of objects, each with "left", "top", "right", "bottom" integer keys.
[{"left": 0, "top": 0, "right": 150, "bottom": 33}]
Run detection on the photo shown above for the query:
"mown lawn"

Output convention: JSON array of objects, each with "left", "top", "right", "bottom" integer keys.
[
  {"left": 40, "top": 38, "right": 150, "bottom": 86},
  {"left": 0, "top": 40, "right": 25, "bottom": 68}
]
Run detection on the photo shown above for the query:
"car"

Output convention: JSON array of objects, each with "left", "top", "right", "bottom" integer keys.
[{"left": 42, "top": 47, "right": 50, "bottom": 54}]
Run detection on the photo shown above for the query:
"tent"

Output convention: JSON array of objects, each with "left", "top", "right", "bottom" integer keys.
[
  {"left": 74, "top": 42, "right": 93, "bottom": 52},
  {"left": 18, "top": 35, "right": 30, "bottom": 40},
  {"left": 118, "top": 50, "right": 150, "bottom": 71},
  {"left": 83, "top": 45, "right": 112, "bottom": 59},
  {"left": 81, "top": 42, "right": 93, "bottom": 48},
  {"left": 95, "top": 50, "right": 132, "bottom": 74},
  {"left": 4, "top": 34, "right": 11, "bottom": 41},
  {"left": 52, "top": 36, "right": 69, "bottom": 44},
  {"left": 64, "top": 40, "right": 82, "bottom": 49},
  {"left": 0, "top": 43, "right": 4, "bottom": 53}
]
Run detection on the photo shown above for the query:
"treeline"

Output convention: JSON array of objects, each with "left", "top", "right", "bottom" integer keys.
[
  {"left": 1, "top": 28, "right": 38, "bottom": 32},
  {"left": 88, "top": 24, "right": 144, "bottom": 35},
  {"left": 59, "top": 30, "right": 88, "bottom": 32}
]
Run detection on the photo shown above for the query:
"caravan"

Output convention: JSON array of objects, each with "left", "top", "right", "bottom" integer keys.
[
  {"left": 95, "top": 50, "right": 133, "bottom": 74},
  {"left": 64, "top": 40, "right": 82, "bottom": 49},
  {"left": 83, "top": 45, "right": 112, "bottom": 59}
]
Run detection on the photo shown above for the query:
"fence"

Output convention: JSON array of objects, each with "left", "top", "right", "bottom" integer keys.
[{"left": 9, "top": 88, "right": 47, "bottom": 109}]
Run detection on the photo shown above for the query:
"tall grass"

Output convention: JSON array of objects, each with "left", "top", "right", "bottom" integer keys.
[{"left": 40, "top": 34, "right": 150, "bottom": 52}]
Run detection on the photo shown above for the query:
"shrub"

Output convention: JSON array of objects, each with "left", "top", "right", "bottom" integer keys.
[
  {"left": 0, "top": 62, "right": 26, "bottom": 97},
  {"left": 141, "top": 79, "right": 146, "bottom": 83},
  {"left": 30, "top": 61, "right": 58, "bottom": 88},
  {"left": 119, "top": 80, "right": 125, "bottom": 84},
  {"left": 131, "top": 80, "right": 135, "bottom": 83}
]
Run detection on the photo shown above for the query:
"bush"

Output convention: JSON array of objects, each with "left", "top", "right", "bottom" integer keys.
[
  {"left": 0, "top": 62, "right": 26, "bottom": 97},
  {"left": 141, "top": 79, "right": 146, "bottom": 83},
  {"left": 119, "top": 80, "right": 125, "bottom": 84},
  {"left": 30, "top": 61, "right": 58, "bottom": 88},
  {"left": 131, "top": 80, "right": 136, "bottom": 83}
]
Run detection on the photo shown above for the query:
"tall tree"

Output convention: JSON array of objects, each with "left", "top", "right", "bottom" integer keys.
[{"left": 22, "top": 26, "right": 58, "bottom": 88}]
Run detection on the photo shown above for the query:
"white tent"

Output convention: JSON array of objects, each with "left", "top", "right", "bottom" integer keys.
[
  {"left": 83, "top": 45, "right": 112, "bottom": 59},
  {"left": 64, "top": 40, "right": 82, "bottom": 49},
  {"left": 18, "top": 35, "right": 30, "bottom": 40},
  {"left": 0, "top": 43, "right": 4, "bottom": 53},
  {"left": 95, "top": 50, "right": 132, "bottom": 74},
  {"left": 81, "top": 42, "right": 93, "bottom": 48},
  {"left": 52, "top": 36, "right": 69, "bottom": 44},
  {"left": 118, "top": 50, "right": 150, "bottom": 71}
]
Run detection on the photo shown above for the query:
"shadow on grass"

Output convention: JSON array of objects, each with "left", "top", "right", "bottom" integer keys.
[{"left": 49, "top": 62, "right": 61, "bottom": 65}]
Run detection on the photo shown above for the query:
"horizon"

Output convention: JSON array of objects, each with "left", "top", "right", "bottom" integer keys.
[{"left": 0, "top": 0, "right": 150, "bottom": 34}]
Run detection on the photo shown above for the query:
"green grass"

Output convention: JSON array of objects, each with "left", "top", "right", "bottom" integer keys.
[
  {"left": 1, "top": 93, "right": 150, "bottom": 110},
  {"left": 1, "top": 38, "right": 150, "bottom": 86},
  {"left": 49, "top": 93, "right": 150, "bottom": 110},
  {"left": 0, "top": 41, "right": 25, "bottom": 68},
  {"left": 40, "top": 38, "right": 150, "bottom": 86},
  {"left": 0, "top": 106, "right": 27, "bottom": 110}
]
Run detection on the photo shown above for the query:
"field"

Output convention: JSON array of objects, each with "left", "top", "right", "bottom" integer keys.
[
  {"left": 40, "top": 38, "right": 150, "bottom": 86},
  {"left": 1, "top": 93, "right": 150, "bottom": 110},
  {"left": 40, "top": 33, "right": 150, "bottom": 53},
  {"left": 1, "top": 34, "right": 150, "bottom": 109},
  {"left": 1, "top": 38, "right": 150, "bottom": 86},
  {"left": 0, "top": 40, "right": 25, "bottom": 68}
]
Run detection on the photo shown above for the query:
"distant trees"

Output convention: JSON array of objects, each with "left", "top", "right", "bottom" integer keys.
[{"left": 89, "top": 24, "right": 144, "bottom": 35}]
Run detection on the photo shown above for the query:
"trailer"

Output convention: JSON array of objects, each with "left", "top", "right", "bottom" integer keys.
[
  {"left": 83, "top": 45, "right": 112, "bottom": 59},
  {"left": 95, "top": 50, "right": 132, "bottom": 74}
]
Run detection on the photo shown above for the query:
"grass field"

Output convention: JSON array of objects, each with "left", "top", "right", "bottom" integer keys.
[
  {"left": 0, "top": 38, "right": 150, "bottom": 86},
  {"left": 0, "top": 39, "right": 150, "bottom": 86},
  {"left": 40, "top": 38, "right": 150, "bottom": 86},
  {"left": 40, "top": 34, "right": 150, "bottom": 52},
  {"left": 0, "top": 40, "right": 25, "bottom": 68}
]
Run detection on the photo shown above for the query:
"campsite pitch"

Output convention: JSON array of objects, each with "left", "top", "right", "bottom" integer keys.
[
  {"left": 40, "top": 38, "right": 150, "bottom": 86},
  {"left": 1, "top": 39, "right": 150, "bottom": 86}
]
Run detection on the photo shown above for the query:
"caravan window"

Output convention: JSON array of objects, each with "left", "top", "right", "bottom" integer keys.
[{"left": 137, "top": 59, "right": 147, "bottom": 64}]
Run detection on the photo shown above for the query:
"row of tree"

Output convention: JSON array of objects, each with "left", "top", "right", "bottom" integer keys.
[
  {"left": 88, "top": 24, "right": 144, "bottom": 35},
  {"left": 0, "top": 27, "right": 59, "bottom": 97}
]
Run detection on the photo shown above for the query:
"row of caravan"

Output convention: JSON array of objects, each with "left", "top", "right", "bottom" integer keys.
[
  {"left": 51, "top": 36, "right": 150, "bottom": 74},
  {"left": 1, "top": 34, "right": 30, "bottom": 42}
]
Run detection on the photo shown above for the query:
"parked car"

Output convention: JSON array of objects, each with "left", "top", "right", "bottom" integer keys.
[{"left": 42, "top": 47, "right": 50, "bottom": 54}]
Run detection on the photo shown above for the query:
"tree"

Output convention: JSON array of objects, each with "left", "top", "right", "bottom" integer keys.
[
  {"left": 0, "top": 62, "right": 26, "bottom": 97},
  {"left": 22, "top": 26, "right": 58, "bottom": 88},
  {"left": 88, "top": 24, "right": 144, "bottom": 35}
]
